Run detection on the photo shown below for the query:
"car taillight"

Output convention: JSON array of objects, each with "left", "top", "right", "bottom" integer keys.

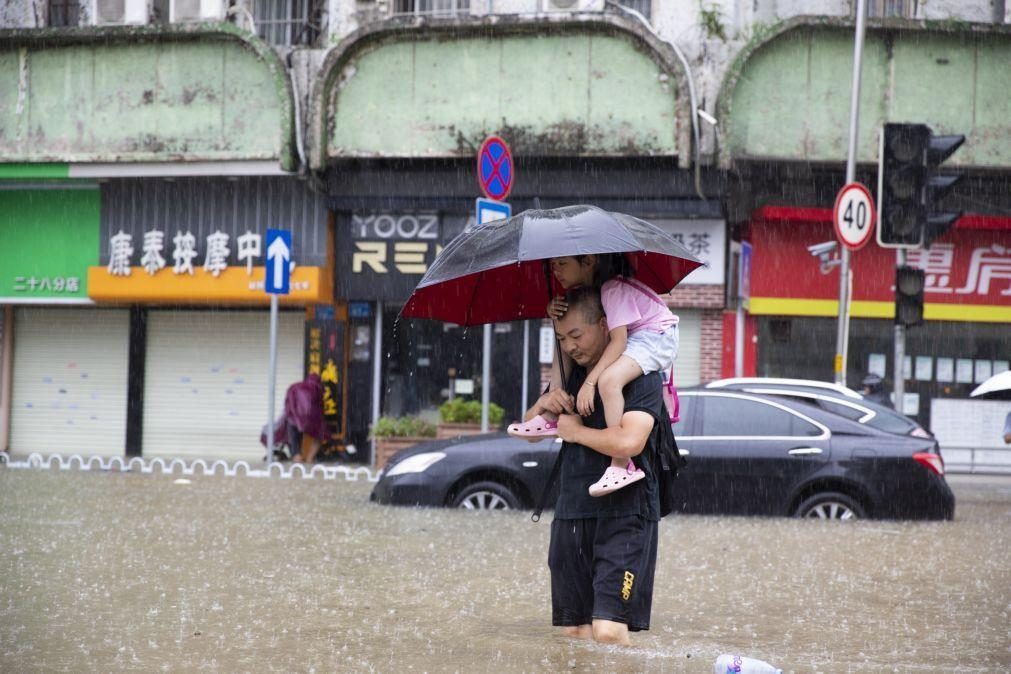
[{"left": 913, "top": 452, "right": 944, "bottom": 476}]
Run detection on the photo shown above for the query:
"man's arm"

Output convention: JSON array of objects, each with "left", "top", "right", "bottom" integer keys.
[
  {"left": 556, "top": 410, "right": 653, "bottom": 460},
  {"left": 525, "top": 388, "right": 575, "bottom": 422}
]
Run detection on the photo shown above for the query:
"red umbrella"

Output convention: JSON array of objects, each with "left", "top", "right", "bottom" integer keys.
[{"left": 401, "top": 205, "right": 705, "bottom": 326}]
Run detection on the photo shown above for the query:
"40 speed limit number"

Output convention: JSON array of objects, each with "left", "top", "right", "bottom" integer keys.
[{"left": 833, "top": 182, "right": 876, "bottom": 250}]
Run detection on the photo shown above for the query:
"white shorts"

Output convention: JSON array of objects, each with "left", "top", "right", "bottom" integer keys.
[{"left": 623, "top": 324, "right": 679, "bottom": 376}]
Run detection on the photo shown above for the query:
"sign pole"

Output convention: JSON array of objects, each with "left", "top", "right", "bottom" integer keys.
[
  {"left": 893, "top": 248, "right": 907, "bottom": 410},
  {"left": 835, "top": 0, "right": 868, "bottom": 387},
  {"left": 481, "top": 324, "right": 491, "bottom": 432},
  {"left": 264, "top": 228, "right": 292, "bottom": 466},
  {"left": 371, "top": 301, "right": 383, "bottom": 468},
  {"left": 475, "top": 136, "right": 514, "bottom": 433},
  {"left": 267, "top": 293, "right": 279, "bottom": 466}
]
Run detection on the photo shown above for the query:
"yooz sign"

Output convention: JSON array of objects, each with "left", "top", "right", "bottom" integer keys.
[
  {"left": 833, "top": 183, "right": 876, "bottom": 251},
  {"left": 352, "top": 214, "right": 439, "bottom": 240}
]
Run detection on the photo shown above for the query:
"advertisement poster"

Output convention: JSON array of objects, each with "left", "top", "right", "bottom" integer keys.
[
  {"left": 306, "top": 319, "right": 347, "bottom": 453},
  {"left": 936, "top": 358, "right": 954, "bottom": 383}
]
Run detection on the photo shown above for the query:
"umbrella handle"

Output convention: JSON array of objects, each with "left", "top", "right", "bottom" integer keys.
[{"left": 543, "top": 260, "right": 568, "bottom": 394}]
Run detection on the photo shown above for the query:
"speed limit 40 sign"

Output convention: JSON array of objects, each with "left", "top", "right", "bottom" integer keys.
[{"left": 833, "top": 182, "right": 876, "bottom": 250}]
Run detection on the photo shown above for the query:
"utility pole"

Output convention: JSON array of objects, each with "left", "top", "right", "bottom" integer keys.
[
  {"left": 894, "top": 250, "right": 907, "bottom": 409},
  {"left": 835, "top": 0, "right": 869, "bottom": 387}
]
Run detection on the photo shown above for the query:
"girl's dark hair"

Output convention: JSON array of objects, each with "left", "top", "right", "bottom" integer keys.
[{"left": 573, "top": 253, "right": 633, "bottom": 288}]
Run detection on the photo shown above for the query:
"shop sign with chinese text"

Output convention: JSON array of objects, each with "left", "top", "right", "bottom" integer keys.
[
  {"left": 0, "top": 189, "right": 98, "bottom": 303},
  {"left": 88, "top": 226, "right": 329, "bottom": 304},
  {"left": 305, "top": 319, "right": 346, "bottom": 441},
  {"left": 748, "top": 212, "right": 1011, "bottom": 323},
  {"left": 650, "top": 219, "right": 726, "bottom": 285}
]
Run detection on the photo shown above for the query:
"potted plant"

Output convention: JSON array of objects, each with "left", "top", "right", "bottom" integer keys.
[
  {"left": 371, "top": 415, "right": 437, "bottom": 470},
  {"left": 437, "top": 398, "right": 505, "bottom": 439}
]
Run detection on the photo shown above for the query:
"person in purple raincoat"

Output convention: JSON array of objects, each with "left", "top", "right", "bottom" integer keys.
[{"left": 284, "top": 373, "right": 328, "bottom": 464}]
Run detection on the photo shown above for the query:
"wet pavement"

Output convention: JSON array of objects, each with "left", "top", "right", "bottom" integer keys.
[{"left": 1, "top": 468, "right": 1008, "bottom": 672}]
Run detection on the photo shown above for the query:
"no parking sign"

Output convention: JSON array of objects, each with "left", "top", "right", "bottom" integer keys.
[{"left": 477, "top": 136, "right": 514, "bottom": 202}]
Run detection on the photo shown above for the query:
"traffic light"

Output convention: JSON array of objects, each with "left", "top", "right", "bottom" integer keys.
[
  {"left": 877, "top": 123, "right": 965, "bottom": 248},
  {"left": 895, "top": 266, "right": 925, "bottom": 327},
  {"left": 923, "top": 134, "right": 966, "bottom": 247}
]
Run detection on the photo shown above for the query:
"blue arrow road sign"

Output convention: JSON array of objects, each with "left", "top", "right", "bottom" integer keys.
[
  {"left": 476, "top": 197, "right": 511, "bottom": 225},
  {"left": 265, "top": 229, "right": 291, "bottom": 295}
]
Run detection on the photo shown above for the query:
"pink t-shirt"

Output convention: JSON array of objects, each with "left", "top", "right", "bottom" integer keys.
[{"left": 600, "top": 277, "right": 678, "bottom": 335}]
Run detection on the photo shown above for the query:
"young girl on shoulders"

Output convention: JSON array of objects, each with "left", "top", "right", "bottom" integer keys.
[{"left": 508, "top": 253, "right": 679, "bottom": 497}]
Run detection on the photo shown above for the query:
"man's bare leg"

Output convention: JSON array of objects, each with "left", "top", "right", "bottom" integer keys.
[
  {"left": 561, "top": 625, "right": 592, "bottom": 640},
  {"left": 560, "top": 620, "right": 630, "bottom": 645},
  {"left": 591, "top": 619, "right": 631, "bottom": 646}
]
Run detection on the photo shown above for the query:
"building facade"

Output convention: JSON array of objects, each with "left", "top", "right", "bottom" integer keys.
[{"left": 1, "top": 0, "right": 1008, "bottom": 461}]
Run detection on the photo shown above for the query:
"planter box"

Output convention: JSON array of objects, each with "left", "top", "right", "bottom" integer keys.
[
  {"left": 436, "top": 422, "right": 486, "bottom": 439},
  {"left": 373, "top": 436, "right": 431, "bottom": 470}
]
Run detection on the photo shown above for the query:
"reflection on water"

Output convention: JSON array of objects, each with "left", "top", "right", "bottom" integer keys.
[{"left": 1, "top": 471, "right": 1007, "bottom": 672}]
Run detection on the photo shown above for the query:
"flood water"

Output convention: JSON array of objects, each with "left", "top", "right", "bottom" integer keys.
[{"left": 1, "top": 469, "right": 1008, "bottom": 672}]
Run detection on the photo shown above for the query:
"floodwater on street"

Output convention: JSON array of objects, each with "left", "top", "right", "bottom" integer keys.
[{"left": 1, "top": 468, "right": 1008, "bottom": 673}]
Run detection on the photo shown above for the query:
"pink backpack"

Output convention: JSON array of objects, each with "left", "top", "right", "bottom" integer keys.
[{"left": 662, "top": 366, "right": 680, "bottom": 424}]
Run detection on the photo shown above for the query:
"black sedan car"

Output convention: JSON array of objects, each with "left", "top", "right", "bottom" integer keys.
[{"left": 371, "top": 390, "right": 955, "bottom": 520}]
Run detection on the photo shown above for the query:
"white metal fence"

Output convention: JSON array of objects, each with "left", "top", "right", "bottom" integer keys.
[{"left": 942, "top": 446, "right": 1011, "bottom": 474}]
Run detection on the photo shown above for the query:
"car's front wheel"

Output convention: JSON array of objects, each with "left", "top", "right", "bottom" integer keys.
[
  {"left": 795, "top": 491, "right": 866, "bottom": 520},
  {"left": 452, "top": 481, "right": 520, "bottom": 511}
]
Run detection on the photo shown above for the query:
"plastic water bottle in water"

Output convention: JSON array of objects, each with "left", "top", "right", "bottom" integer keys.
[{"left": 713, "top": 653, "right": 783, "bottom": 674}]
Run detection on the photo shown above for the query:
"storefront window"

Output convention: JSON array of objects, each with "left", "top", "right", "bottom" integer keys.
[
  {"left": 757, "top": 316, "right": 1010, "bottom": 429},
  {"left": 380, "top": 306, "right": 539, "bottom": 426}
]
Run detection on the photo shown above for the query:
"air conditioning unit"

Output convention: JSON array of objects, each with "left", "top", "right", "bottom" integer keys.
[
  {"left": 542, "top": 0, "right": 605, "bottom": 11},
  {"left": 92, "top": 0, "right": 148, "bottom": 25},
  {"left": 170, "top": 0, "right": 226, "bottom": 22}
]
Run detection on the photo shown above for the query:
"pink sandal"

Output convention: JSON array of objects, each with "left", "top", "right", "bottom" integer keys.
[
  {"left": 588, "top": 460, "right": 645, "bottom": 497},
  {"left": 507, "top": 414, "right": 559, "bottom": 438}
]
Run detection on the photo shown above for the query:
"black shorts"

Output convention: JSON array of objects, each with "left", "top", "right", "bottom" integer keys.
[{"left": 548, "top": 515, "right": 659, "bottom": 632}]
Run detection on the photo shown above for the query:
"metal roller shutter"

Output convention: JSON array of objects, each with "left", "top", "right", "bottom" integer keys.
[
  {"left": 11, "top": 308, "right": 130, "bottom": 457},
  {"left": 672, "top": 309, "right": 701, "bottom": 388},
  {"left": 142, "top": 310, "right": 304, "bottom": 460}
]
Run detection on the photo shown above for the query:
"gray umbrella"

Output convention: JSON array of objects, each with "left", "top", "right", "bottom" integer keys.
[{"left": 401, "top": 205, "right": 706, "bottom": 326}]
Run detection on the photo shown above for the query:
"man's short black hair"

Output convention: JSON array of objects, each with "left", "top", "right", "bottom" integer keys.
[{"left": 564, "top": 286, "right": 604, "bottom": 325}]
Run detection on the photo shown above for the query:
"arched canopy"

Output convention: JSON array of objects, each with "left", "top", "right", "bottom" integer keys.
[
  {"left": 717, "top": 18, "right": 1011, "bottom": 169},
  {"left": 310, "top": 15, "right": 692, "bottom": 169},
  {"left": 0, "top": 23, "right": 296, "bottom": 170}
]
